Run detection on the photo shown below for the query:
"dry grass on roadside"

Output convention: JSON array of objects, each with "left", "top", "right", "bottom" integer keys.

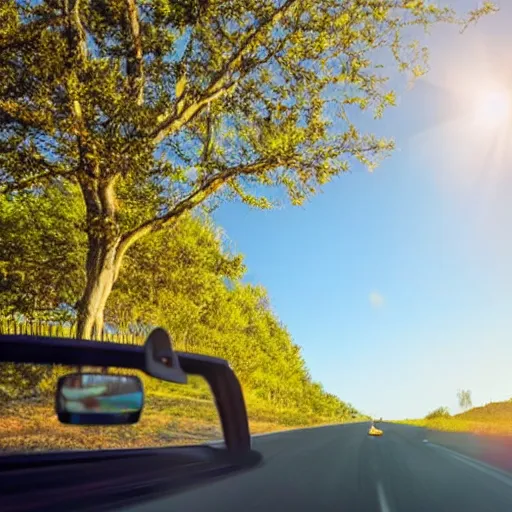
[
  {"left": 0, "top": 395, "right": 223, "bottom": 453},
  {"left": 0, "top": 394, "right": 299, "bottom": 454}
]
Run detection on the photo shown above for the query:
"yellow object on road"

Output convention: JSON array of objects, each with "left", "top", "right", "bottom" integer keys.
[{"left": 368, "top": 425, "right": 383, "bottom": 436}]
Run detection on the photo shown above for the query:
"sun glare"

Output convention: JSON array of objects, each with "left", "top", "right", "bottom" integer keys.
[{"left": 473, "top": 86, "right": 511, "bottom": 128}]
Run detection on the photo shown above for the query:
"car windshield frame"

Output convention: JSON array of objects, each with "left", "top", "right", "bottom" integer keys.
[{"left": 0, "top": 334, "right": 251, "bottom": 455}]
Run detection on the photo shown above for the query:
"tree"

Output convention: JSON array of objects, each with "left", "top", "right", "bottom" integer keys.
[
  {"left": 457, "top": 389, "right": 472, "bottom": 411},
  {"left": 106, "top": 212, "right": 245, "bottom": 347},
  {"left": 0, "top": 185, "right": 85, "bottom": 319},
  {"left": 0, "top": 0, "right": 497, "bottom": 338},
  {"left": 0, "top": 183, "right": 359, "bottom": 419}
]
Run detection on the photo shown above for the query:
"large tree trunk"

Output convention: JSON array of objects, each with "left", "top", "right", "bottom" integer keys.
[
  {"left": 75, "top": 172, "right": 124, "bottom": 340},
  {"left": 74, "top": 167, "right": 185, "bottom": 341},
  {"left": 76, "top": 235, "right": 118, "bottom": 340}
]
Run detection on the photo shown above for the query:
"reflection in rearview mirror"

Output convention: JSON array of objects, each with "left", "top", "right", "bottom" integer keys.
[{"left": 56, "top": 374, "right": 144, "bottom": 425}]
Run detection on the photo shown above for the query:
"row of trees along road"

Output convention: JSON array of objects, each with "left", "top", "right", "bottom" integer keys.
[
  {"left": 0, "top": 0, "right": 496, "bottom": 338},
  {"left": 0, "top": 183, "right": 360, "bottom": 418}
]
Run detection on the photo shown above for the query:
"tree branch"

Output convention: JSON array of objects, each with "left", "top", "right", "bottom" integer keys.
[
  {"left": 124, "top": 0, "right": 144, "bottom": 105},
  {"left": 0, "top": 168, "right": 72, "bottom": 193},
  {"left": 113, "top": 159, "right": 272, "bottom": 280},
  {"left": 0, "top": 99, "right": 53, "bottom": 131},
  {"left": 98, "top": 175, "right": 119, "bottom": 220},
  {"left": 201, "top": 104, "right": 214, "bottom": 163},
  {"left": 63, "top": 0, "right": 87, "bottom": 62},
  {"left": 150, "top": 82, "right": 233, "bottom": 145},
  {"left": 149, "top": 0, "right": 297, "bottom": 145},
  {"left": 62, "top": 0, "right": 96, "bottom": 179}
]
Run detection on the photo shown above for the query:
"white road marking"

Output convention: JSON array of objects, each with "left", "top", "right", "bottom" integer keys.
[
  {"left": 428, "top": 443, "right": 512, "bottom": 489},
  {"left": 376, "top": 481, "right": 392, "bottom": 512}
]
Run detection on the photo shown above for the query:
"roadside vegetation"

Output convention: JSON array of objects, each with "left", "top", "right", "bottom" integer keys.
[
  {"left": 0, "top": 186, "right": 365, "bottom": 451},
  {"left": 424, "top": 407, "right": 451, "bottom": 420},
  {"left": 398, "top": 398, "right": 512, "bottom": 436},
  {"left": 1, "top": 372, "right": 333, "bottom": 453}
]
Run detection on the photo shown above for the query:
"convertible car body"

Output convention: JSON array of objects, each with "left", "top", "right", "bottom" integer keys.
[{"left": 0, "top": 331, "right": 262, "bottom": 512}]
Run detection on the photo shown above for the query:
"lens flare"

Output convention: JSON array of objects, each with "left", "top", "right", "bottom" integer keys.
[{"left": 473, "top": 87, "right": 511, "bottom": 128}]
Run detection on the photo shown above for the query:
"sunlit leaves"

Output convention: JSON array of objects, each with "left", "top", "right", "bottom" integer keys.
[
  {"left": 0, "top": 0, "right": 495, "bottom": 339},
  {"left": 1, "top": 0, "right": 492, "bottom": 217},
  {"left": 462, "top": 1, "right": 498, "bottom": 33},
  {"left": 0, "top": 184, "right": 86, "bottom": 318}
]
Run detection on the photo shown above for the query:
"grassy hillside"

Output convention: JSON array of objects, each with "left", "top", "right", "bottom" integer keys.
[{"left": 398, "top": 400, "right": 512, "bottom": 435}]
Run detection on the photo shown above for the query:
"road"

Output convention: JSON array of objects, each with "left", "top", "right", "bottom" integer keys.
[{"left": 120, "top": 422, "right": 512, "bottom": 512}]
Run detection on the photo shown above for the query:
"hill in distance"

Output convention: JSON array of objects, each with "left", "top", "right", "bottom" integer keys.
[{"left": 399, "top": 400, "right": 512, "bottom": 436}]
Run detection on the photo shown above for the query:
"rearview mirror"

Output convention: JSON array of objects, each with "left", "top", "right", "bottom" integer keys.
[{"left": 56, "top": 373, "right": 144, "bottom": 425}]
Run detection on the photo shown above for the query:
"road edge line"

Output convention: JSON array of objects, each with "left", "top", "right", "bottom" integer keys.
[{"left": 427, "top": 442, "right": 512, "bottom": 488}]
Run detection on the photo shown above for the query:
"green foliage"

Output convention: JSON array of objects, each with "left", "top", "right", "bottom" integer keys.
[
  {"left": 0, "top": 363, "right": 51, "bottom": 402},
  {"left": 107, "top": 214, "right": 245, "bottom": 338},
  {"left": 0, "top": 184, "right": 362, "bottom": 423},
  {"left": 0, "top": 0, "right": 494, "bottom": 335},
  {"left": 425, "top": 406, "right": 450, "bottom": 420},
  {"left": 462, "top": 2, "right": 499, "bottom": 32},
  {"left": 0, "top": 184, "right": 86, "bottom": 319}
]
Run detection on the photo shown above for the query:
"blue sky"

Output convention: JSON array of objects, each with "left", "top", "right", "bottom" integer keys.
[{"left": 215, "top": 1, "right": 512, "bottom": 419}]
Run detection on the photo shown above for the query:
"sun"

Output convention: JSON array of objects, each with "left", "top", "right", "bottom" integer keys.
[{"left": 473, "top": 86, "right": 511, "bottom": 128}]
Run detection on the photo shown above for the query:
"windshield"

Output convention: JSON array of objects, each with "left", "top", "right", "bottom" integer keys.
[{"left": 1, "top": 0, "right": 512, "bottom": 511}]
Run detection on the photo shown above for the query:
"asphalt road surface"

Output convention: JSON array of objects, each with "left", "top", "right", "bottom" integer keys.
[{"left": 120, "top": 422, "right": 512, "bottom": 512}]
